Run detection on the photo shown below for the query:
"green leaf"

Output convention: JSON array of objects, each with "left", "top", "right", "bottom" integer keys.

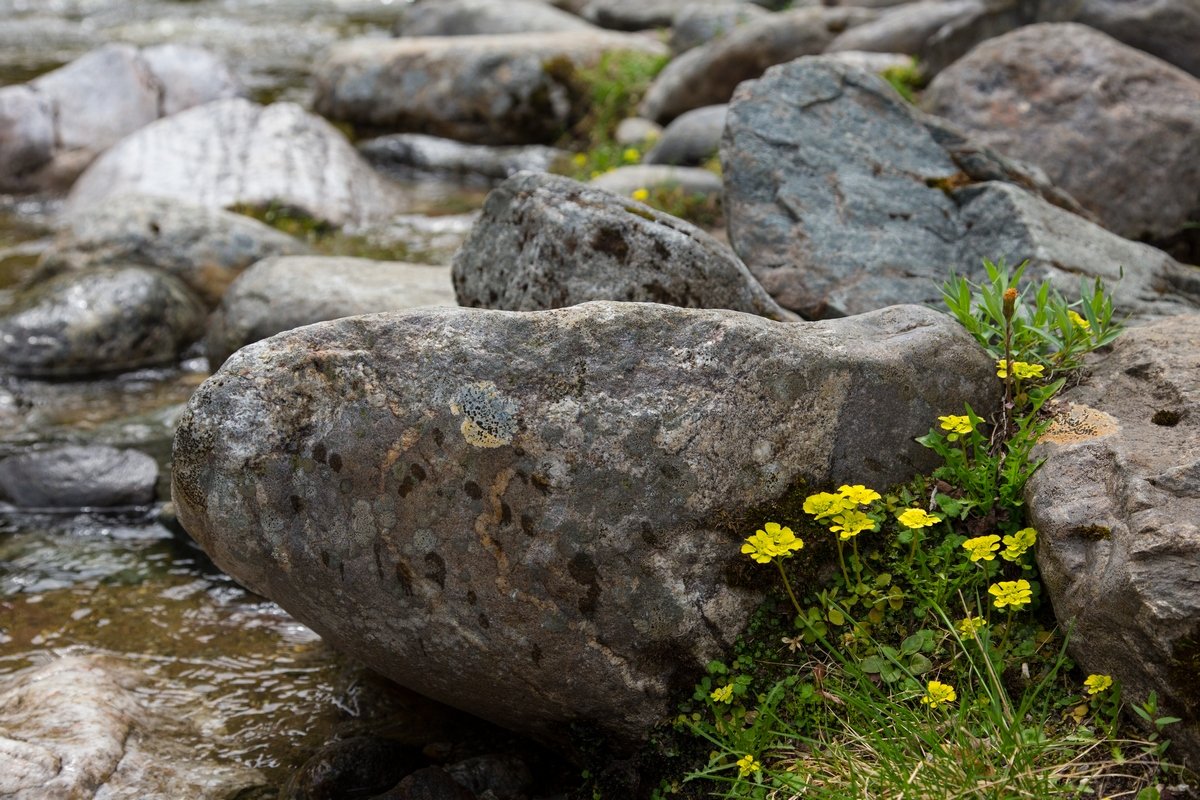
[
  {"left": 907, "top": 654, "right": 933, "bottom": 674},
  {"left": 827, "top": 608, "right": 845, "bottom": 626}
]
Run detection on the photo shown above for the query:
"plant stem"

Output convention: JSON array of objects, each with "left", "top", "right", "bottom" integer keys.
[
  {"left": 776, "top": 559, "right": 804, "bottom": 620},
  {"left": 836, "top": 540, "right": 852, "bottom": 589}
]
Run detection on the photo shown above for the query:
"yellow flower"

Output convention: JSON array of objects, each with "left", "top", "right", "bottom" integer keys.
[
  {"left": 741, "top": 522, "right": 803, "bottom": 563},
  {"left": 1084, "top": 674, "right": 1113, "bottom": 695},
  {"left": 996, "top": 360, "right": 1045, "bottom": 380},
  {"left": 958, "top": 616, "right": 987, "bottom": 636},
  {"left": 920, "top": 680, "right": 957, "bottom": 709},
  {"left": 938, "top": 414, "right": 974, "bottom": 441},
  {"left": 837, "top": 484, "right": 881, "bottom": 506},
  {"left": 1001, "top": 527, "right": 1037, "bottom": 562},
  {"left": 989, "top": 579, "right": 1032, "bottom": 610},
  {"left": 631, "top": 187, "right": 649, "bottom": 202},
  {"left": 622, "top": 147, "right": 640, "bottom": 163},
  {"left": 897, "top": 508, "right": 941, "bottom": 529},
  {"left": 962, "top": 534, "right": 1002, "bottom": 562},
  {"left": 736, "top": 754, "right": 760, "bottom": 777},
  {"left": 711, "top": 684, "right": 733, "bottom": 703},
  {"left": 829, "top": 509, "right": 876, "bottom": 540},
  {"left": 571, "top": 153, "right": 587, "bottom": 167},
  {"left": 1068, "top": 310, "right": 1091, "bottom": 331},
  {"left": 803, "top": 491, "right": 851, "bottom": 520}
]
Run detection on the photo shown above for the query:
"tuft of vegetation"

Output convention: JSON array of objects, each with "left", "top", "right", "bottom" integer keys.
[{"left": 880, "top": 58, "right": 925, "bottom": 104}]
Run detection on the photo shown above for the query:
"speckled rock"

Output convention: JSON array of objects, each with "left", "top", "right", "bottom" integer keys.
[
  {"left": 0, "top": 445, "right": 158, "bottom": 509},
  {"left": 206, "top": 256, "right": 456, "bottom": 367},
  {"left": 923, "top": 23, "right": 1200, "bottom": 242},
  {"left": 638, "top": 6, "right": 877, "bottom": 123},
  {"left": 0, "top": 266, "right": 206, "bottom": 377},
  {"left": 0, "top": 655, "right": 264, "bottom": 799},
  {"left": 1077, "top": 0, "right": 1200, "bottom": 77},
  {"left": 452, "top": 172, "right": 780, "bottom": 318},
  {"left": 313, "top": 32, "right": 667, "bottom": 146},
  {"left": 722, "top": 57, "right": 1200, "bottom": 319},
  {"left": 66, "top": 99, "right": 401, "bottom": 227},
  {"left": 172, "top": 301, "right": 996, "bottom": 747},
  {"left": 1026, "top": 315, "right": 1200, "bottom": 770},
  {"left": 644, "top": 104, "right": 726, "bottom": 166},
  {"left": 394, "top": 0, "right": 597, "bottom": 36},
  {"left": 38, "top": 194, "right": 310, "bottom": 308}
]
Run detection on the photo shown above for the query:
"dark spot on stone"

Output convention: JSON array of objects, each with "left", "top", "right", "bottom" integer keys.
[
  {"left": 478, "top": 613, "right": 490, "bottom": 629},
  {"left": 591, "top": 225, "right": 629, "bottom": 262},
  {"left": 568, "top": 552, "right": 601, "bottom": 617},
  {"left": 411, "top": 463, "right": 426, "bottom": 481},
  {"left": 520, "top": 513, "right": 535, "bottom": 537},
  {"left": 530, "top": 473, "right": 551, "bottom": 495},
  {"left": 289, "top": 494, "right": 304, "bottom": 512},
  {"left": 513, "top": 445, "right": 525, "bottom": 457},
  {"left": 321, "top": 550, "right": 330, "bottom": 568},
  {"left": 1152, "top": 409, "right": 1182, "bottom": 427},
  {"left": 531, "top": 643, "right": 543, "bottom": 666},
  {"left": 148, "top": 221, "right": 160, "bottom": 235},
  {"left": 660, "top": 463, "right": 679, "bottom": 480},
  {"left": 463, "top": 481, "right": 482, "bottom": 500},
  {"left": 1071, "top": 524, "right": 1112, "bottom": 540},
  {"left": 398, "top": 477, "right": 414, "bottom": 498},
  {"left": 339, "top": 562, "right": 345, "bottom": 581},
  {"left": 424, "top": 552, "right": 446, "bottom": 589},
  {"left": 329, "top": 453, "right": 343, "bottom": 472},
  {"left": 432, "top": 428, "right": 444, "bottom": 447},
  {"left": 641, "top": 521, "right": 658, "bottom": 547},
  {"left": 1125, "top": 363, "right": 1154, "bottom": 379},
  {"left": 466, "top": 589, "right": 477, "bottom": 605},
  {"left": 373, "top": 540, "right": 384, "bottom": 579},
  {"left": 653, "top": 239, "right": 670, "bottom": 262},
  {"left": 312, "top": 442, "right": 327, "bottom": 464},
  {"left": 488, "top": 290, "right": 498, "bottom": 304},
  {"left": 500, "top": 502, "right": 512, "bottom": 526},
  {"left": 396, "top": 561, "right": 414, "bottom": 596}
]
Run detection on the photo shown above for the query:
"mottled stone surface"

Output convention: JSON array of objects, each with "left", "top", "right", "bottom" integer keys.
[
  {"left": 1077, "top": 0, "right": 1200, "bottom": 77},
  {"left": 452, "top": 172, "right": 779, "bottom": 318},
  {"left": 1027, "top": 315, "right": 1200, "bottom": 770},
  {"left": 67, "top": 99, "right": 401, "bottom": 227},
  {"left": 173, "top": 301, "right": 995, "bottom": 746},
  {"left": 923, "top": 23, "right": 1200, "bottom": 241},
  {"left": 722, "top": 57, "right": 1200, "bottom": 319},
  {"left": 395, "top": 0, "right": 597, "bottom": 36},
  {"left": 0, "top": 445, "right": 158, "bottom": 509},
  {"left": 39, "top": 194, "right": 310, "bottom": 308},
  {"left": 0, "top": 266, "right": 206, "bottom": 378},
  {"left": 313, "top": 32, "right": 667, "bottom": 146},
  {"left": 207, "top": 256, "right": 456, "bottom": 367}
]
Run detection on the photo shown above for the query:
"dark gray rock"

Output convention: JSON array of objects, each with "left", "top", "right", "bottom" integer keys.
[
  {"left": 922, "top": 23, "right": 1200, "bottom": 242},
  {"left": 395, "top": 0, "right": 597, "bottom": 36},
  {"left": 172, "top": 301, "right": 996, "bottom": 746},
  {"left": 373, "top": 767, "right": 475, "bottom": 800},
  {"left": 644, "top": 104, "right": 726, "bottom": 166},
  {"left": 918, "top": 0, "right": 1085, "bottom": 76},
  {"left": 358, "top": 135, "right": 567, "bottom": 183},
  {"left": 1077, "top": 0, "right": 1200, "bottom": 77},
  {"left": 581, "top": 0, "right": 774, "bottom": 31},
  {"left": 444, "top": 755, "right": 531, "bottom": 800},
  {"left": 589, "top": 164, "right": 723, "bottom": 200},
  {"left": 639, "top": 6, "right": 877, "bottom": 123},
  {"left": 670, "top": 2, "right": 770, "bottom": 53},
  {"left": 0, "top": 266, "right": 206, "bottom": 378},
  {"left": 1027, "top": 314, "right": 1200, "bottom": 770},
  {"left": 282, "top": 737, "right": 423, "bottom": 800},
  {"left": 451, "top": 172, "right": 783, "bottom": 318},
  {"left": 38, "top": 194, "right": 311, "bottom": 308},
  {"left": 206, "top": 256, "right": 456, "bottom": 368},
  {"left": 67, "top": 99, "right": 401, "bottom": 227},
  {"left": 722, "top": 57, "right": 1200, "bottom": 320},
  {"left": 826, "top": 0, "right": 980, "bottom": 56},
  {"left": 313, "top": 32, "right": 668, "bottom": 146},
  {"left": 0, "top": 445, "right": 158, "bottom": 509}
]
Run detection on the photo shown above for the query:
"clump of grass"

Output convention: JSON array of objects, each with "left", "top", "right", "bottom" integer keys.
[{"left": 881, "top": 58, "right": 925, "bottom": 104}]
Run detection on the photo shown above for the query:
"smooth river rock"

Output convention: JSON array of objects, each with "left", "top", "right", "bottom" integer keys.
[
  {"left": 394, "top": 0, "right": 598, "bottom": 36},
  {"left": 0, "top": 445, "right": 158, "bottom": 509},
  {"left": 452, "top": 172, "right": 783, "bottom": 318},
  {"left": 66, "top": 98, "right": 402, "bottom": 227},
  {"left": 173, "top": 301, "right": 996, "bottom": 747},
  {"left": 1027, "top": 315, "right": 1200, "bottom": 770},
  {"left": 358, "top": 134, "right": 568, "bottom": 183},
  {"left": 1076, "top": 0, "right": 1200, "bottom": 77}
]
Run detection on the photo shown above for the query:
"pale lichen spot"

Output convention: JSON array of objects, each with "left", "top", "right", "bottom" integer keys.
[
  {"left": 450, "top": 382, "right": 518, "bottom": 449},
  {"left": 1042, "top": 403, "right": 1119, "bottom": 445}
]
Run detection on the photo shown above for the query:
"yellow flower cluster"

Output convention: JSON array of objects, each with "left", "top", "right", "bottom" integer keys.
[
  {"left": 957, "top": 616, "right": 987, "bottom": 636},
  {"left": 989, "top": 579, "right": 1032, "bottom": 610},
  {"left": 921, "top": 680, "right": 957, "bottom": 709},
  {"left": 938, "top": 414, "right": 974, "bottom": 442},
  {"left": 711, "top": 684, "right": 733, "bottom": 703},
  {"left": 741, "top": 522, "right": 804, "bottom": 564},
  {"left": 996, "top": 359, "right": 1045, "bottom": 380},
  {"left": 1084, "top": 674, "right": 1112, "bottom": 695},
  {"left": 962, "top": 534, "right": 1001, "bottom": 562},
  {"left": 631, "top": 187, "right": 649, "bottom": 202},
  {"left": 1068, "top": 310, "right": 1091, "bottom": 331},
  {"left": 803, "top": 485, "right": 881, "bottom": 540},
  {"left": 1000, "top": 527, "right": 1036, "bottom": 561},
  {"left": 736, "top": 754, "right": 760, "bottom": 777},
  {"left": 896, "top": 508, "right": 941, "bottom": 529}
]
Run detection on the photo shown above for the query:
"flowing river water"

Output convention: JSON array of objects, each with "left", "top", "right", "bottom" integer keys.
[{"left": 0, "top": 0, "right": 518, "bottom": 790}]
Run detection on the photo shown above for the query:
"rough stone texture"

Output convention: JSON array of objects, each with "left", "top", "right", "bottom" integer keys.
[
  {"left": 452, "top": 172, "right": 779, "bottom": 318},
  {"left": 589, "top": 164, "right": 723, "bottom": 199},
  {"left": 172, "top": 301, "right": 995, "bottom": 746},
  {"left": 38, "top": 194, "right": 311, "bottom": 308},
  {"left": 0, "top": 445, "right": 158, "bottom": 509},
  {"left": 670, "top": 2, "right": 770, "bottom": 53},
  {"left": 722, "top": 57, "right": 1200, "bottom": 320},
  {"left": 645, "top": 104, "right": 726, "bottom": 166},
  {"left": 1026, "top": 315, "right": 1200, "bottom": 770},
  {"left": 0, "top": 266, "right": 207, "bottom": 378},
  {"left": 1077, "top": 0, "right": 1200, "bottom": 77},
  {"left": 922, "top": 23, "right": 1200, "bottom": 242},
  {"left": 313, "top": 32, "right": 668, "bottom": 146},
  {"left": 359, "top": 134, "right": 567, "bottom": 183},
  {"left": 66, "top": 98, "right": 401, "bottom": 227},
  {"left": 206, "top": 256, "right": 456, "bottom": 368},
  {"left": 0, "top": 43, "right": 241, "bottom": 193},
  {"left": 639, "top": 6, "right": 878, "bottom": 123},
  {"left": 395, "top": 0, "right": 598, "bottom": 36},
  {"left": 0, "top": 656, "right": 264, "bottom": 799},
  {"left": 281, "top": 737, "right": 423, "bottom": 800}
]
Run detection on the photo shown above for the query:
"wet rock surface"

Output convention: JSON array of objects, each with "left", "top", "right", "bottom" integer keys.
[
  {"left": 172, "top": 301, "right": 995, "bottom": 747},
  {"left": 1027, "top": 315, "right": 1200, "bottom": 770},
  {"left": 0, "top": 445, "right": 158, "bottom": 509},
  {"left": 452, "top": 172, "right": 782, "bottom": 318}
]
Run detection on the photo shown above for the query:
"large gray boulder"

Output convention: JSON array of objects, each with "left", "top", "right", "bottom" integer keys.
[
  {"left": 0, "top": 266, "right": 207, "bottom": 378},
  {"left": 1027, "top": 315, "right": 1200, "bottom": 770},
  {"left": 173, "top": 301, "right": 996, "bottom": 746},
  {"left": 923, "top": 23, "right": 1200, "bottom": 242},
  {"left": 452, "top": 172, "right": 783, "bottom": 318},
  {"left": 0, "top": 44, "right": 241, "bottom": 193},
  {"left": 638, "top": 6, "right": 878, "bottom": 123},
  {"left": 66, "top": 99, "right": 401, "bottom": 227},
  {"left": 206, "top": 256, "right": 456, "bottom": 367},
  {"left": 722, "top": 57, "right": 1200, "bottom": 319},
  {"left": 0, "top": 445, "right": 158, "bottom": 509},
  {"left": 313, "top": 32, "right": 668, "bottom": 146},
  {"left": 394, "top": 0, "right": 598, "bottom": 36},
  {"left": 38, "top": 194, "right": 310, "bottom": 308},
  {"left": 0, "top": 656, "right": 264, "bottom": 799},
  {"left": 1077, "top": 0, "right": 1200, "bottom": 77}
]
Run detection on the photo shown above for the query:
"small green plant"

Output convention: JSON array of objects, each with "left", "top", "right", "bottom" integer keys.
[{"left": 880, "top": 58, "right": 923, "bottom": 104}]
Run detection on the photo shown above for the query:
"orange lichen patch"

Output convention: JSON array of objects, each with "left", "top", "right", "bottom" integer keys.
[{"left": 1041, "top": 403, "right": 1119, "bottom": 444}]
